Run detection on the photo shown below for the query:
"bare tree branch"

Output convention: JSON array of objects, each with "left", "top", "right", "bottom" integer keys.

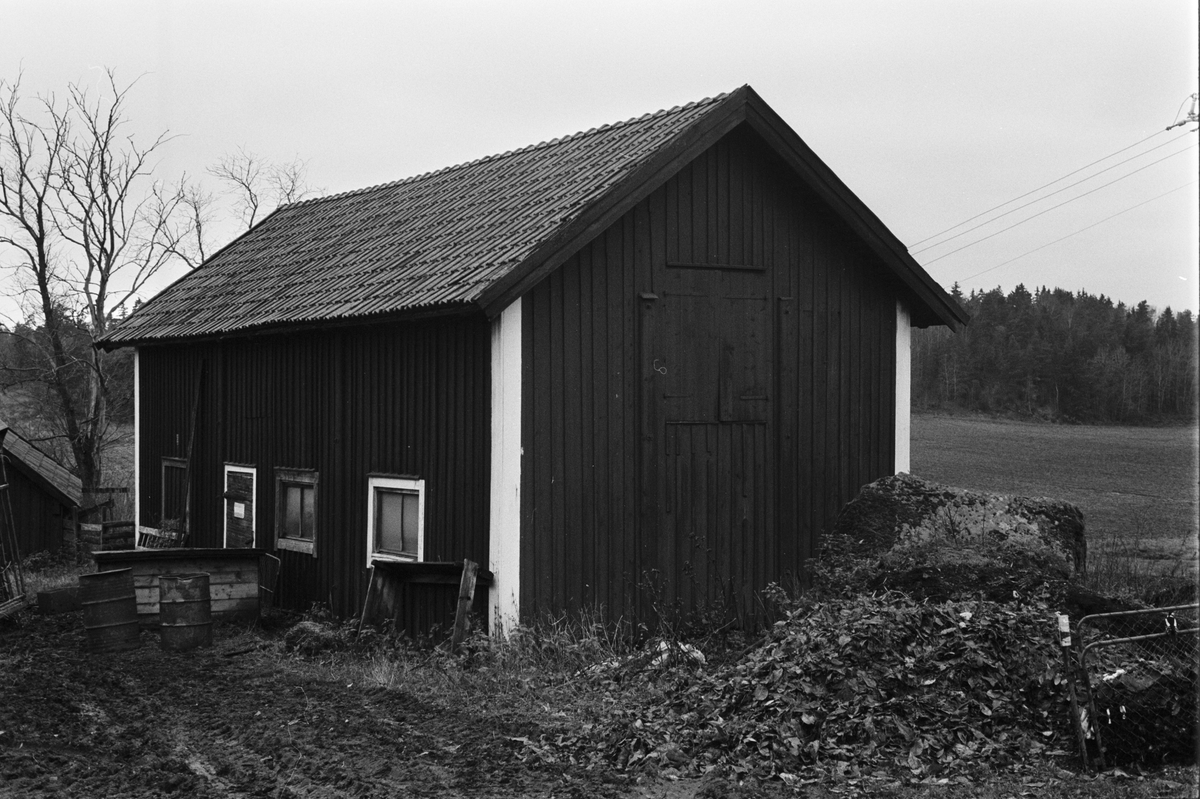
[{"left": 209, "top": 146, "right": 312, "bottom": 231}]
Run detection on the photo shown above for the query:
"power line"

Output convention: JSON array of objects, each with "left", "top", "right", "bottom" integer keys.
[
  {"left": 957, "top": 181, "right": 1197, "bottom": 284},
  {"left": 921, "top": 142, "right": 1197, "bottom": 266},
  {"left": 912, "top": 130, "right": 1193, "bottom": 255},
  {"left": 911, "top": 128, "right": 1170, "bottom": 247}
]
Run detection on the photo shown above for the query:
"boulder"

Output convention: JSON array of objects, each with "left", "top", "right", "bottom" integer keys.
[
  {"left": 821, "top": 474, "right": 1092, "bottom": 607},
  {"left": 829, "top": 473, "right": 1086, "bottom": 574}
]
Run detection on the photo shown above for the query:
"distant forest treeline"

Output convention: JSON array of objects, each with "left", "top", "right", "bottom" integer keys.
[{"left": 913, "top": 285, "right": 1198, "bottom": 424}]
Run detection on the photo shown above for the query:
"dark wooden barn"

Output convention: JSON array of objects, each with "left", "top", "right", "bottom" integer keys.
[
  {"left": 100, "top": 86, "right": 967, "bottom": 632},
  {"left": 0, "top": 421, "right": 82, "bottom": 558}
]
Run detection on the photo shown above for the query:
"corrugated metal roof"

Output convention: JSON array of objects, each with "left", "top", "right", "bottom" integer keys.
[
  {"left": 0, "top": 421, "right": 83, "bottom": 507},
  {"left": 102, "top": 93, "right": 732, "bottom": 345}
]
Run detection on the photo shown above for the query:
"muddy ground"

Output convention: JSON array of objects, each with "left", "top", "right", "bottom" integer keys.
[
  {"left": 0, "top": 612, "right": 637, "bottom": 798},
  {"left": 4, "top": 610, "right": 1196, "bottom": 799}
]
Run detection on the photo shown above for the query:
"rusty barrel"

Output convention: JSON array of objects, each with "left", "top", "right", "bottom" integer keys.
[
  {"left": 79, "top": 568, "right": 141, "bottom": 653},
  {"left": 159, "top": 573, "right": 212, "bottom": 651}
]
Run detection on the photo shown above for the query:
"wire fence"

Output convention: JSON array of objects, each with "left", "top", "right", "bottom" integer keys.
[{"left": 1068, "top": 604, "right": 1198, "bottom": 770}]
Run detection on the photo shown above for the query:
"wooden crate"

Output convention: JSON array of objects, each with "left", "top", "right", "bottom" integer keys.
[
  {"left": 92, "top": 548, "right": 266, "bottom": 627},
  {"left": 78, "top": 521, "right": 137, "bottom": 554}
]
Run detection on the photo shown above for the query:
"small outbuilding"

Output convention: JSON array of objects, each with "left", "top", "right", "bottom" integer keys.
[
  {"left": 99, "top": 86, "right": 967, "bottom": 631},
  {"left": 0, "top": 420, "right": 82, "bottom": 558}
]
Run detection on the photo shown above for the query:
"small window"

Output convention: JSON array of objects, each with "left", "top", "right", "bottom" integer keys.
[
  {"left": 366, "top": 475, "right": 424, "bottom": 566},
  {"left": 275, "top": 468, "right": 317, "bottom": 556}
]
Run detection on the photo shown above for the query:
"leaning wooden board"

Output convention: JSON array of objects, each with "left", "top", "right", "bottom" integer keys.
[{"left": 93, "top": 548, "right": 266, "bottom": 627}]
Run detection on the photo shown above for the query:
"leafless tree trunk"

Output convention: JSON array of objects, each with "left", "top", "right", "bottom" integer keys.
[
  {"left": 0, "top": 71, "right": 185, "bottom": 491},
  {"left": 2, "top": 70, "right": 314, "bottom": 492}
]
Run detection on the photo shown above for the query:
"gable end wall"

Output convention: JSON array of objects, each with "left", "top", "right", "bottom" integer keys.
[{"left": 520, "top": 125, "right": 898, "bottom": 625}]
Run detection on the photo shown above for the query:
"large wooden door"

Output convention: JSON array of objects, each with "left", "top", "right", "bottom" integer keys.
[{"left": 643, "top": 267, "right": 775, "bottom": 622}]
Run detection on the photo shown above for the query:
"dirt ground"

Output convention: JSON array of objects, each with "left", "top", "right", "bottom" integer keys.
[
  {"left": 0, "top": 612, "right": 636, "bottom": 799},
  {"left": 4, "top": 609, "right": 1198, "bottom": 799}
]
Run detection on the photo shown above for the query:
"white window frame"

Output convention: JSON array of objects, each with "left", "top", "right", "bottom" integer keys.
[
  {"left": 223, "top": 463, "right": 257, "bottom": 548},
  {"left": 366, "top": 475, "right": 425, "bottom": 567},
  {"left": 275, "top": 467, "right": 318, "bottom": 556}
]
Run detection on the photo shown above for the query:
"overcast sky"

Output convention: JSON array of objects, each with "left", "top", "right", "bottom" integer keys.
[{"left": 3, "top": 0, "right": 1198, "bottom": 315}]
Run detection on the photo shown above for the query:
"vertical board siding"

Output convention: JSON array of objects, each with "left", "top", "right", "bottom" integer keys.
[
  {"left": 2, "top": 459, "right": 71, "bottom": 556},
  {"left": 138, "top": 317, "right": 491, "bottom": 630},
  {"left": 523, "top": 124, "right": 901, "bottom": 626}
]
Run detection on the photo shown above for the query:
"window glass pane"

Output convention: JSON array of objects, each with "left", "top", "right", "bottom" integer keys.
[
  {"left": 300, "top": 485, "right": 315, "bottom": 540},
  {"left": 402, "top": 492, "right": 419, "bottom": 555},
  {"left": 376, "top": 490, "right": 414, "bottom": 555},
  {"left": 285, "top": 485, "right": 302, "bottom": 537}
]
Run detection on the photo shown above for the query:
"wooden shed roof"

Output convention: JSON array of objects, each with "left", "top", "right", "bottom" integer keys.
[
  {"left": 0, "top": 422, "right": 82, "bottom": 508},
  {"left": 100, "top": 86, "right": 966, "bottom": 348}
]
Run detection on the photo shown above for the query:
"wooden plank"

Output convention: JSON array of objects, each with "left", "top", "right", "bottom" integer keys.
[
  {"left": 846, "top": 251, "right": 861, "bottom": 501},
  {"left": 358, "top": 566, "right": 381, "bottom": 633},
  {"left": 577, "top": 248, "right": 596, "bottom": 610},
  {"left": 548, "top": 267, "right": 566, "bottom": 611},
  {"left": 130, "top": 571, "right": 255, "bottom": 589},
  {"left": 449, "top": 559, "right": 479, "bottom": 653},
  {"left": 638, "top": 288, "right": 659, "bottom": 618},
  {"left": 678, "top": 159, "right": 694, "bottom": 264},
  {"left": 589, "top": 239, "right": 611, "bottom": 619},
  {"left": 621, "top": 217, "right": 640, "bottom": 619},
  {"left": 810, "top": 219, "right": 829, "bottom": 561},
  {"left": 96, "top": 547, "right": 267, "bottom": 564},
  {"left": 520, "top": 293, "right": 538, "bottom": 618},
  {"left": 729, "top": 134, "right": 744, "bottom": 265},
  {"left": 139, "top": 581, "right": 259, "bottom": 600},
  {"left": 776, "top": 297, "right": 798, "bottom": 577},
  {"left": 562, "top": 252, "right": 584, "bottom": 611}
]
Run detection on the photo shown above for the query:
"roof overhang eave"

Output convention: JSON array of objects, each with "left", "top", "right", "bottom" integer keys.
[{"left": 96, "top": 300, "right": 485, "bottom": 351}]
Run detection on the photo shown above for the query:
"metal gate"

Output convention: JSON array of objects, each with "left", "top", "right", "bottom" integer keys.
[{"left": 1069, "top": 604, "right": 1198, "bottom": 769}]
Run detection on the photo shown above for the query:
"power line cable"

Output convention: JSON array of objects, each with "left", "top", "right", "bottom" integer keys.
[
  {"left": 921, "top": 142, "right": 1197, "bottom": 266},
  {"left": 911, "top": 128, "right": 1170, "bottom": 247},
  {"left": 912, "top": 131, "right": 1193, "bottom": 255},
  {"left": 956, "top": 180, "right": 1197, "bottom": 284}
]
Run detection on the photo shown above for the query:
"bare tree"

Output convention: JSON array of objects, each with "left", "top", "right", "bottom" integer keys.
[
  {"left": 159, "top": 149, "right": 311, "bottom": 269},
  {"left": 2, "top": 70, "right": 315, "bottom": 493},
  {"left": 208, "top": 145, "right": 312, "bottom": 230},
  {"left": 0, "top": 70, "right": 186, "bottom": 492}
]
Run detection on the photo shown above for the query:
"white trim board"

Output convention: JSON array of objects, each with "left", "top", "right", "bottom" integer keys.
[
  {"left": 894, "top": 300, "right": 912, "bottom": 474},
  {"left": 488, "top": 298, "right": 522, "bottom": 635}
]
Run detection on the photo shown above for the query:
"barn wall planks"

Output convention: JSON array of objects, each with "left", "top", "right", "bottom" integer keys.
[
  {"left": 1, "top": 457, "right": 73, "bottom": 557},
  {"left": 137, "top": 317, "right": 492, "bottom": 623},
  {"left": 522, "top": 124, "right": 899, "bottom": 624}
]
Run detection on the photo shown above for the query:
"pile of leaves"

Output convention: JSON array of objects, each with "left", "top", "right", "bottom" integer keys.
[{"left": 533, "top": 593, "right": 1072, "bottom": 782}]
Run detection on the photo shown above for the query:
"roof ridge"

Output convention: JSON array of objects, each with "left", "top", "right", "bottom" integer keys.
[{"left": 282, "top": 90, "right": 735, "bottom": 211}]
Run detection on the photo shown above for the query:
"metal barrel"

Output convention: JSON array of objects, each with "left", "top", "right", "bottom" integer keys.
[
  {"left": 158, "top": 572, "right": 213, "bottom": 651},
  {"left": 79, "top": 569, "right": 141, "bottom": 653}
]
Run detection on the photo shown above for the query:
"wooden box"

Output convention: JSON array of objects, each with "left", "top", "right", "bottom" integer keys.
[{"left": 92, "top": 548, "right": 265, "bottom": 627}]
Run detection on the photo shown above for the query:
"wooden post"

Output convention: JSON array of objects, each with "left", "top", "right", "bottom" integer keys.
[
  {"left": 357, "top": 566, "right": 379, "bottom": 635},
  {"left": 450, "top": 559, "right": 479, "bottom": 654},
  {"left": 1057, "top": 613, "right": 1091, "bottom": 770}
]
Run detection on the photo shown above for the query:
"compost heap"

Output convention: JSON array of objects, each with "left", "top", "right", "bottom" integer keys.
[{"left": 538, "top": 475, "right": 1195, "bottom": 779}]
